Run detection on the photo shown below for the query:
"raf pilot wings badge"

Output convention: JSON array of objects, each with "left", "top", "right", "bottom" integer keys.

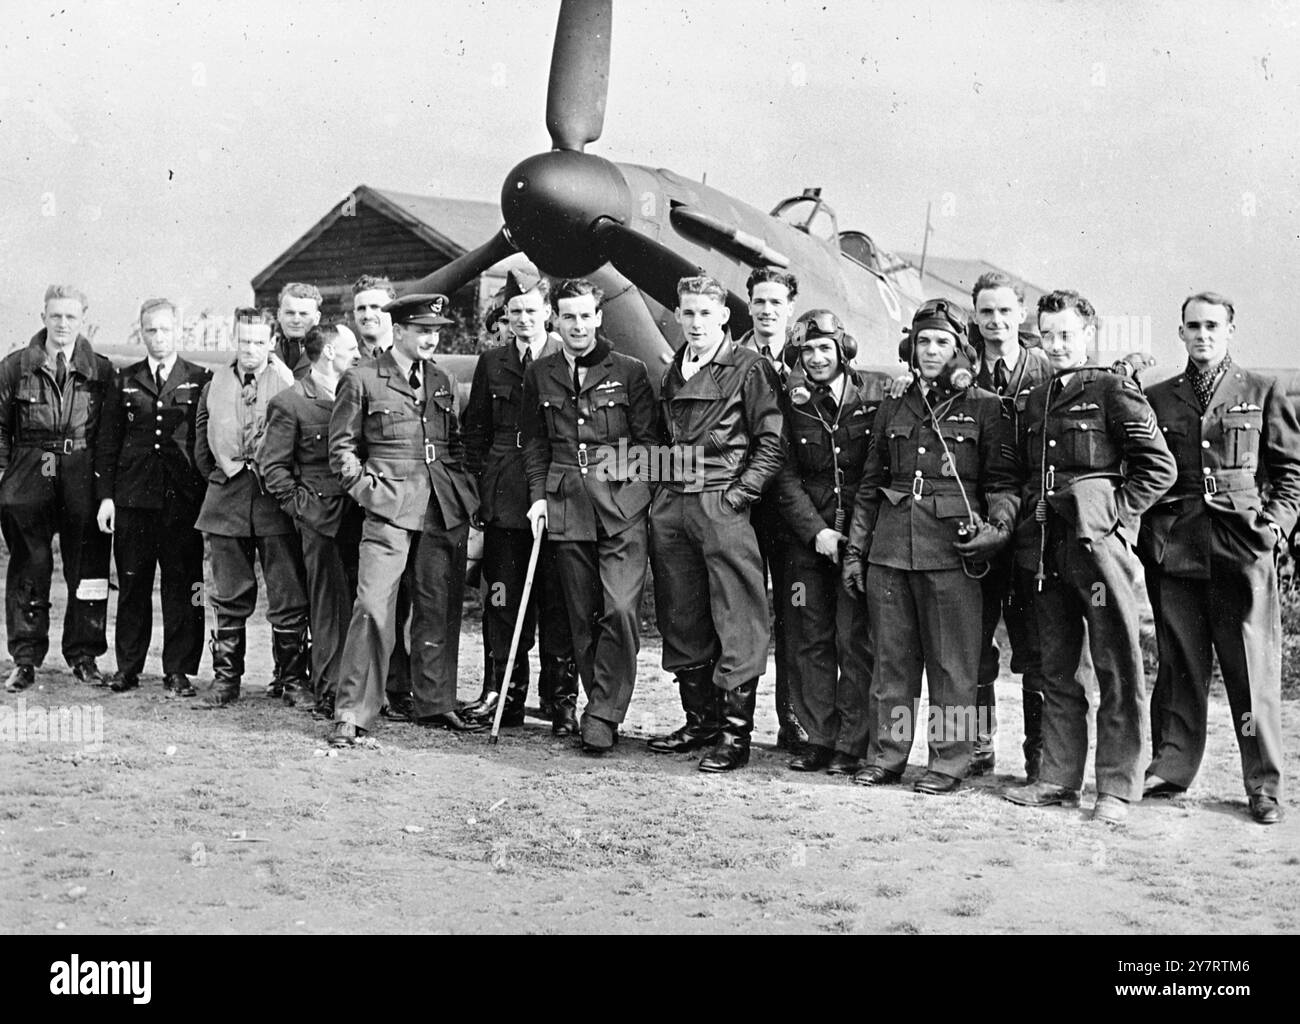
[
  {"left": 1067, "top": 402, "right": 1100, "bottom": 412},
  {"left": 1227, "top": 402, "right": 1263, "bottom": 413}
]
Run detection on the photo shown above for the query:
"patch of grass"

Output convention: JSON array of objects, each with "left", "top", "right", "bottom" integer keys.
[
  {"left": 875, "top": 882, "right": 907, "bottom": 899},
  {"left": 889, "top": 920, "right": 922, "bottom": 935},
  {"left": 801, "top": 896, "right": 859, "bottom": 915},
  {"left": 948, "top": 896, "right": 985, "bottom": 918}
]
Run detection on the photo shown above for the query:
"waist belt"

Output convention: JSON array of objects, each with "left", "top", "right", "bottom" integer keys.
[
  {"left": 890, "top": 476, "right": 967, "bottom": 499},
  {"left": 19, "top": 438, "right": 88, "bottom": 454},
  {"left": 1199, "top": 469, "right": 1256, "bottom": 496},
  {"left": 491, "top": 429, "right": 523, "bottom": 449},
  {"left": 1040, "top": 468, "right": 1122, "bottom": 492}
]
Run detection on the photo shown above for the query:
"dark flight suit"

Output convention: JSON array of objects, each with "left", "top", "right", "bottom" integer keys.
[
  {"left": 273, "top": 326, "right": 312, "bottom": 381},
  {"left": 1140, "top": 363, "right": 1300, "bottom": 801},
  {"left": 739, "top": 330, "right": 805, "bottom": 746},
  {"left": 195, "top": 359, "right": 311, "bottom": 701},
  {"left": 1014, "top": 367, "right": 1176, "bottom": 801},
  {"left": 521, "top": 344, "right": 656, "bottom": 729},
  {"left": 652, "top": 338, "right": 784, "bottom": 695},
  {"left": 260, "top": 373, "right": 360, "bottom": 710},
  {"left": 0, "top": 333, "right": 115, "bottom": 668},
  {"left": 330, "top": 351, "right": 478, "bottom": 731},
  {"left": 102, "top": 356, "right": 210, "bottom": 681},
  {"left": 972, "top": 345, "right": 1054, "bottom": 773},
  {"left": 847, "top": 380, "right": 1018, "bottom": 778},
  {"left": 771, "top": 374, "right": 877, "bottom": 758},
  {"left": 464, "top": 338, "right": 574, "bottom": 718}
]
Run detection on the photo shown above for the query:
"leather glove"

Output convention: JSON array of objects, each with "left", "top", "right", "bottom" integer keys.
[
  {"left": 841, "top": 546, "right": 866, "bottom": 597},
  {"left": 953, "top": 520, "right": 1011, "bottom": 559}
]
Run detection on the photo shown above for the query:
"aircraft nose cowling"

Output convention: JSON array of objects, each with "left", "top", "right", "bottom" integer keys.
[{"left": 502, "top": 150, "right": 632, "bottom": 277}]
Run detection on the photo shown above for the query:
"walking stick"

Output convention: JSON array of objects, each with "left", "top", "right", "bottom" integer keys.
[{"left": 490, "top": 525, "right": 544, "bottom": 744}]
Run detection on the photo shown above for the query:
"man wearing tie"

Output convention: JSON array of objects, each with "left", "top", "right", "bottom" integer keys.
[
  {"left": 328, "top": 294, "right": 483, "bottom": 746},
  {"left": 96, "top": 298, "right": 211, "bottom": 696}
]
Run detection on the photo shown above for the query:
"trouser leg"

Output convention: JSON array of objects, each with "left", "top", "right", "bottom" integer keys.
[
  {"left": 112, "top": 506, "right": 160, "bottom": 678},
  {"left": 57, "top": 479, "right": 110, "bottom": 666},
  {"left": 868, "top": 564, "right": 925, "bottom": 774},
  {"left": 1034, "top": 565, "right": 1089, "bottom": 792},
  {"left": 914, "top": 568, "right": 982, "bottom": 778},
  {"left": 409, "top": 520, "right": 469, "bottom": 719},
  {"left": 2, "top": 503, "right": 54, "bottom": 666},
  {"left": 156, "top": 503, "right": 205, "bottom": 677},
  {"left": 1146, "top": 571, "right": 1212, "bottom": 789},
  {"left": 300, "top": 523, "right": 350, "bottom": 702},
  {"left": 695, "top": 491, "right": 768, "bottom": 691},
  {"left": 335, "top": 516, "right": 411, "bottom": 732},
  {"left": 783, "top": 542, "right": 840, "bottom": 750},
  {"left": 587, "top": 520, "right": 647, "bottom": 724},
  {"left": 650, "top": 489, "right": 719, "bottom": 675}
]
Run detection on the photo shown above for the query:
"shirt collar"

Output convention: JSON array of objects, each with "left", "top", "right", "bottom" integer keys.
[
  {"left": 148, "top": 353, "right": 177, "bottom": 380},
  {"left": 390, "top": 348, "right": 415, "bottom": 381},
  {"left": 684, "top": 335, "right": 726, "bottom": 368},
  {"left": 310, "top": 368, "right": 337, "bottom": 400}
]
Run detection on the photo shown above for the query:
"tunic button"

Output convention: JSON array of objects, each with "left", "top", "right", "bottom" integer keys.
[
  {"left": 153, "top": 444, "right": 160, "bottom": 450},
  {"left": 156, "top": 415, "right": 163, "bottom": 421},
  {"left": 834, "top": 446, "right": 841, "bottom": 453},
  {"left": 579, "top": 443, "right": 587, "bottom": 450},
  {"left": 833, "top": 487, "right": 841, "bottom": 494},
  {"left": 1048, "top": 440, "right": 1057, "bottom": 447},
  {"left": 577, "top": 418, "right": 585, "bottom": 425},
  {"left": 580, "top": 468, "right": 588, "bottom": 476},
  {"left": 1048, "top": 465, "right": 1055, "bottom": 472},
  {"left": 800, "top": 438, "right": 807, "bottom": 444},
  {"left": 1047, "top": 490, "right": 1055, "bottom": 496},
  {"left": 155, "top": 429, "right": 162, "bottom": 435},
  {"left": 1201, "top": 440, "right": 1210, "bottom": 449},
  {"left": 917, "top": 446, "right": 926, "bottom": 454},
  {"left": 1202, "top": 466, "right": 1211, "bottom": 475}
]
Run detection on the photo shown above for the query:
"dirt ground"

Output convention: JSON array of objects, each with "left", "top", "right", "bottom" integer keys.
[{"left": 1, "top": 559, "right": 1298, "bottom": 935}]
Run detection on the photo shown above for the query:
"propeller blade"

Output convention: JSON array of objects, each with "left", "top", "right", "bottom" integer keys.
[
  {"left": 585, "top": 263, "right": 675, "bottom": 374},
  {"left": 403, "top": 227, "right": 517, "bottom": 297},
  {"left": 593, "top": 219, "right": 752, "bottom": 337},
  {"left": 546, "top": 0, "right": 612, "bottom": 152}
]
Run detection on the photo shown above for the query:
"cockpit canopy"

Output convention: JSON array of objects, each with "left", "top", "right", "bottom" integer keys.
[{"left": 770, "top": 187, "right": 838, "bottom": 242}]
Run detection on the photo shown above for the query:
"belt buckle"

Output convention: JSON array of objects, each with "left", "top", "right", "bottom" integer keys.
[
  {"left": 1045, "top": 467, "right": 1056, "bottom": 491},
  {"left": 911, "top": 475, "right": 925, "bottom": 500},
  {"left": 577, "top": 447, "right": 589, "bottom": 469},
  {"left": 424, "top": 442, "right": 437, "bottom": 464},
  {"left": 833, "top": 466, "right": 846, "bottom": 490},
  {"left": 1203, "top": 475, "right": 1217, "bottom": 496},
  {"left": 515, "top": 431, "right": 523, "bottom": 449},
  {"left": 62, "top": 438, "right": 73, "bottom": 455}
]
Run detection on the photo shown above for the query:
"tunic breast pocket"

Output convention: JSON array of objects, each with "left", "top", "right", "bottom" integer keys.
[
  {"left": 1061, "top": 416, "right": 1105, "bottom": 465},
  {"left": 595, "top": 388, "right": 630, "bottom": 437},
  {"left": 1220, "top": 412, "right": 1262, "bottom": 469},
  {"left": 490, "top": 383, "right": 519, "bottom": 430},
  {"left": 539, "top": 392, "right": 567, "bottom": 435},
  {"left": 885, "top": 422, "right": 914, "bottom": 467},
  {"left": 937, "top": 423, "right": 980, "bottom": 479},
  {"left": 368, "top": 403, "right": 409, "bottom": 440}
]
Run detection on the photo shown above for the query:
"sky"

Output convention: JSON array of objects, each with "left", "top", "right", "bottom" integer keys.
[{"left": 1, "top": 0, "right": 1297, "bottom": 369}]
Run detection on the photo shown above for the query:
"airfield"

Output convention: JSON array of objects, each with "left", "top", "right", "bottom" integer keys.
[{"left": 1, "top": 546, "right": 1296, "bottom": 935}]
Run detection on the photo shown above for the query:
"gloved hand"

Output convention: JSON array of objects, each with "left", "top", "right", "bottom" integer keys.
[
  {"left": 953, "top": 519, "right": 1011, "bottom": 559},
  {"left": 841, "top": 546, "right": 866, "bottom": 596},
  {"left": 527, "top": 498, "right": 548, "bottom": 539}
]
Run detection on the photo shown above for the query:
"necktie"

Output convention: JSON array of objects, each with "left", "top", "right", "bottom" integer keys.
[
  {"left": 993, "top": 359, "right": 1009, "bottom": 393},
  {"left": 521, "top": 346, "right": 532, "bottom": 370},
  {"left": 155, "top": 365, "right": 166, "bottom": 393},
  {"left": 409, "top": 365, "right": 421, "bottom": 392},
  {"left": 1188, "top": 354, "right": 1229, "bottom": 411},
  {"left": 242, "top": 372, "right": 255, "bottom": 386},
  {"left": 56, "top": 352, "right": 67, "bottom": 391},
  {"left": 573, "top": 360, "right": 581, "bottom": 397}
]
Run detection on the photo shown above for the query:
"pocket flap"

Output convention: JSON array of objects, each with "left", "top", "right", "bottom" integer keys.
[{"left": 934, "top": 493, "right": 970, "bottom": 519}]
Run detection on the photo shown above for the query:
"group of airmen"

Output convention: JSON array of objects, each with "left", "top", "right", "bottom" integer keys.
[{"left": 0, "top": 266, "right": 1294, "bottom": 826}]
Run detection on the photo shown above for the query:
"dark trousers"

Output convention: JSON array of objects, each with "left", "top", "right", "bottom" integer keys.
[
  {"left": 1036, "top": 530, "right": 1146, "bottom": 801},
  {"left": 650, "top": 489, "right": 768, "bottom": 690},
  {"left": 783, "top": 541, "right": 872, "bottom": 756},
  {"left": 335, "top": 512, "right": 468, "bottom": 731},
  {"left": 867, "top": 564, "right": 981, "bottom": 777},
  {"left": 3, "top": 487, "right": 110, "bottom": 667},
  {"left": 978, "top": 551, "right": 1046, "bottom": 691},
  {"left": 481, "top": 525, "right": 572, "bottom": 663},
  {"left": 113, "top": 504, "right": 204, "bottom": 677},
  {"left": 552, "top": 519, "right": 647, "bottom": 725},
  {"left": 1147, "top": 559, "right": 1284, "bottom": 800},
  {"left": 753, "top": 502, "right": 791, "bottom": 714},
  {"left": 300, "top": 522, "right": 354, "bottom": 700},
  {"left": 206, "top": 533, "right": 309, "bottom": 631}
]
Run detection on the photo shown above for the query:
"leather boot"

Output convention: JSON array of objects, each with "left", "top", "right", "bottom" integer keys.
[
  {"left": 774, "top": 672, "right": 810, "bottom": 752},
  {"left": 971, "top": 683, "right": 997, "bottom": 775},
  {"left": 648, "top": 663, "right": 720, "bottom": 753},
  {"left": 500, "top": 656, "right": 529, "bottom": 728},
  {"left": 550, "top": 656, "right": 579, "bottom": 736},
  {"left": 1022, "top": 687, "right": 1045, "bottom": 783},
  {"left": 459, "top": 654, "right": 500, "bottom": 720},
  {"left": 273, "top": 624, "right": 313, "bottom": 707},
  {"left": 193, "top": 628, "right": 244, "bottom": 709},
  {"left": 699, "top": 678, "right": 758, "bottom": 773}
]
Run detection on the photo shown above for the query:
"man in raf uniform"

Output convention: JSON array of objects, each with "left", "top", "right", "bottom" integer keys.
[
  {"left": 1139, "top": 293, "right": 1300, "bottom": 825},
  {"left": 328, "top": 294, "right": 483, "bottom": 746},
  {"left": 1, "top": 285, "right": 116, "bottom": 691},
  {"left": 738, "top": 268, "right": 808, "bottom": 751},
  {"left": 1004, "top": 290, "right": 1176, "bottom": 824},
  {"left": 966, "top": 272, "right": 1055, "bottom": 779},
  {"left": 842, "top": 300, "right": 1018, "bottom": 794},
  {"left": 95, "top": 298, "right": 210, "bottom": 696},
  {"left": 259, "top": 323, "right": 362, "bottom": 718},
  {"left": 522, "top": 278, "right": 656, "bottom": 753},
  {"left": 771, "top": 311, "right": 876, "bottom": 775},
  {"left": 191, "top": 308, "right": 311, "bottom": 708},
  {"left": 463, "top": 269, "right": 577, "bottom": 733},
  {"left": 273, "top": 282, "right": 323, "bottom": 379},
  {"left": 648, "top": 275, "right": 784, "bottom": 772}
]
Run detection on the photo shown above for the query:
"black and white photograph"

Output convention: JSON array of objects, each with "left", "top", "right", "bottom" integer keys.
[{"left": 0, "top": 0, "right": 1296, "bottom": 967}]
